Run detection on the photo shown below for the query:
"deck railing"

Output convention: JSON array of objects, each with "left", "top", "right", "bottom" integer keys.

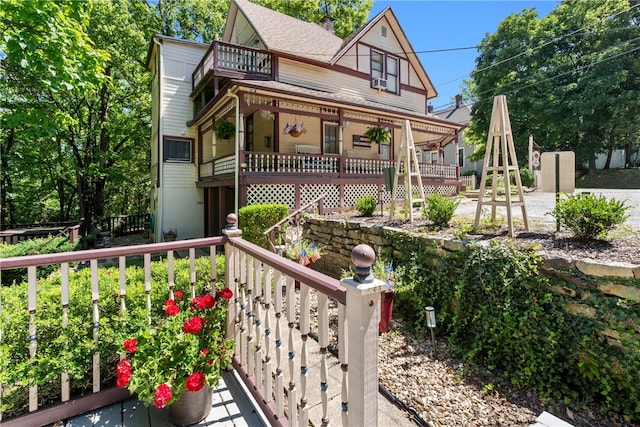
[
  {"left": 201, "top": 151, "right": 459, "bottom": 181},
  {"left": 192, "top": 41, "right": 273, "bottom": 89},
  {"left": 0, "top": 215, "right": 386, "bottom": 427}
]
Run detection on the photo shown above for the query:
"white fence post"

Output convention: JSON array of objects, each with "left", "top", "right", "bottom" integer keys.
[
  {"left": 341, "top": 244, "right": 387, "bottom": 426},
  {"left": 223, "top": 213, "right": 242, "bottom": 346}
]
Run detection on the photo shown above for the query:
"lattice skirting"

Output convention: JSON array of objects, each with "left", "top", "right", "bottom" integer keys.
[
  {"left": 246, "top": 183, "right": 458, "bottom": 211},
  {"left": 300, "top": 184, "right": 340, "bottom": 209},
  {"left": 344, "top": 184, "right": 380, "bottom": 208},
  {"left": 247, "top": 184, "right": 296, "bottom": 207}
]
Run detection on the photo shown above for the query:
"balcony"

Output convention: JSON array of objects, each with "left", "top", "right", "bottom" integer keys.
[
  {"left": 192, "top": 41, "right": 273, "bottom": 91},
  {"left": 0, "top": 217, "right": 393, "bottom": 426}
]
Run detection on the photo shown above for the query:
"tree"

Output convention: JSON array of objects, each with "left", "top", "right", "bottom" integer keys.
[{"left": 465, "top": 0, "right": 639, "bottom": 170}]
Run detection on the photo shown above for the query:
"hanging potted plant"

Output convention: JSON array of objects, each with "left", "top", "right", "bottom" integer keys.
[
  {"left": 364, "top": 125, "right": 391, "bottom": 145},
  {"left": 282, "top": 122, "right": 306, "bottom": 138},
  {"left": 215, "top": 120, "right": 235, "bottom": 141}
]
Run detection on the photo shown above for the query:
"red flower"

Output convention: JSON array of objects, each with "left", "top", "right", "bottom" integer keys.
[
  {"left": 183, "top": 316, "right": 203, "bottom": 334},
  {"left": 219, "top": 287, "right": 233, "bottom": 300},
  {"left": 116, "top": 371, "right": 131, "bottom": 387},
  {"left": 201, "top": 348, "right": 209, "bottom": 356},
  {"left": 174, "top": 290, "right": 183, "bottom": 299},
  {"left": 116, "top": 359, "right": 132, "bottom": 377},
  {"left": 153, "top": 384, "right": 172, "bottom": 408},
  {"left": 122, "top": 338, "right": 137, "bottom": 353},
  {"left": 165, "top": 303, "right": 180, "bottom": 316},
  {"left": 116, "top": 359, "right": 132, "bottom": 388},
  {"left": 185, "top": 372, "right": 206, "bottom": 392},
  {"left": 191, "top": 295, "right": 215, "bottom": 310}
]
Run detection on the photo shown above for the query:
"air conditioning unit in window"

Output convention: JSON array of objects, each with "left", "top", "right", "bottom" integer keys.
[{"left": 372, "top": 78, "right": 388, "bottom": 90}]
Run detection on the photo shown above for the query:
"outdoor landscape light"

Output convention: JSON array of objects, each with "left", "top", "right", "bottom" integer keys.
[{"left": 425, "top": 306, "right": 436, "bottom": 356}]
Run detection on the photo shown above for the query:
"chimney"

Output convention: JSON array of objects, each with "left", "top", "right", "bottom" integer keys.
[
  {"left": 455, "top": 94, "right": 462, "bottom": 108},
  {"left": 320, "top": 16, "right": 336, "bottom": 33},
  {"left": 427, "top": 104, "right": 434, "bottom": 113}
]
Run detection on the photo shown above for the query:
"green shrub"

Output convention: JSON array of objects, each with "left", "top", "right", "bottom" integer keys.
[
  {"left": 551, "top": 193, "right": 630, "bottom": 239},
  {"left": 388, "top": 234, "right": 640, "bottom": 421},
  {"left": 0, "top": 237, "right": 77, "bottom": 285},
  {"left": 422, "top": 193, "right": 460, "bottom": 228},
  {"left": 518, "top": 168, "right": 534, "bottom": 187},
  {"left": 238, "top": 204, "right": 289, "bottom": 249},
  {"left": 355, "top": 194, "right": 377, "bottom": 216}
]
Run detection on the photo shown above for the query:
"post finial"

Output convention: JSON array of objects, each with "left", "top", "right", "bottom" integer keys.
[
  {"left": 351, "top": 244, "right": 375, "bottom": 283},
  {"left": 225, "top": 213, "right": 238, "bottom": 230}
]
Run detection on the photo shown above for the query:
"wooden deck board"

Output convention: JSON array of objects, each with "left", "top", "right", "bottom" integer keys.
[{"left": 63, "top": 371, "right": 268, "bottom": 427}]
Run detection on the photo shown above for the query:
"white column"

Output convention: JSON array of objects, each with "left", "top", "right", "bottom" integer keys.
[{"left": 341, "top": 244, "right": 387, "bottom": 426}]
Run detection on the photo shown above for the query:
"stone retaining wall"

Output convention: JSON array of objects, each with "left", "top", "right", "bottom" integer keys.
[{"left": 304, "top": 217, "right": 640, "bottom": 347}]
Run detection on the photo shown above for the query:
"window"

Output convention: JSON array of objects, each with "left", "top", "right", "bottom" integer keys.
[
  {"left": 324, "top": 123, "right": 339, "bottom": 154},
  {"left": 430, "top": 151, "right": 439, "bottom": 164},
  {"left": 458, "top": 147, "right": 465, "bottom": 167},
  {"left": 370, "top": 50, "right": 399, "bottom": 94},
  {"left": 386, "top": 56, "right": 398, "bottom": 94},
  {"left": 371, "top": 51, "right": 384, "bottom": 80},
  {"left": 164, "top": 137, "right": 193, "bottom": 163}
]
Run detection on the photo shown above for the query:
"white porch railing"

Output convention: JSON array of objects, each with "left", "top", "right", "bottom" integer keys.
[{"left": 0, "top": 215, "right": 387, "bottom": 427}]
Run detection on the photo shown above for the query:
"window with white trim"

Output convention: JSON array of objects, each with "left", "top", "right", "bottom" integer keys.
[
  {"left": 324, "top": 123, "right": 339, "bottom": 154},
  {"left": 430, "top": 151, "right": 438, "bottom": 164},
  {"left": 370, "top": 50, "right": 399, "bottom": 94},
  {"left": 164, "top": 136, "right": 193, "bottom": 163},
  {"left": 458, "top": 147, "right": 465, "bottom": 167}
]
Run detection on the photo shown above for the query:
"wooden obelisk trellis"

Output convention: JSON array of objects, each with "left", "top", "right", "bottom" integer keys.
[
  {"left": 390, "top": 119, "right": 426, "bottom": 223},
  {"left": 474, "top": 95, "right": 528, "bottom": 237}
]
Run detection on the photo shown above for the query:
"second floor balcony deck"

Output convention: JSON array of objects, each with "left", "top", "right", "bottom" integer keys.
[{"left": 192, "top": 41, "right": 273, "bottom": 91}]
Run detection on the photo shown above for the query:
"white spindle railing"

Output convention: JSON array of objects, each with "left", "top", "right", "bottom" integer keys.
[
  {"left": 224, "top": 216, "right": 387, "bottom": 427},
  {"left": 1, "top": 218, "right": 387, "bottom": 427}
]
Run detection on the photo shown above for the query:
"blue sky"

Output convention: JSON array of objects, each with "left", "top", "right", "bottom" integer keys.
[{"left": 368, "top": 1, "right": 560, "bottom": 110}]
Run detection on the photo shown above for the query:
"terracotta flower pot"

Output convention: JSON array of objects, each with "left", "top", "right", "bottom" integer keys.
[{"left": 168, "top": 385, "right": 212, "bottom": 426}]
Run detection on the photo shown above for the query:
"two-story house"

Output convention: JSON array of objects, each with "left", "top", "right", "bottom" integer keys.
[{"left": 147, "top": 0, "right": 465, "bottom": 241}]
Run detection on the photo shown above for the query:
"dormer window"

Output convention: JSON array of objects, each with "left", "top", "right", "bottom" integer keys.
[{"left": 371, "top": 50, "right": 399, "bottom": 94}]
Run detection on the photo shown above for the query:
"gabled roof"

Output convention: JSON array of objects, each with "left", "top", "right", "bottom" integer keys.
[
  {"left": 331, "top": 7, "right": 437, "bottom": 99},
  {"left": 224, "top": 0, "right": 343, "bottom": 62},
  {"left": 433, "top": 101, "right": 472, "bottom": 125}
]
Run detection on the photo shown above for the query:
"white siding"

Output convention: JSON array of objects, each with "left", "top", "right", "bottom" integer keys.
[
  {"left": 278, "top": 58, "right": 425, "bottom": 112},
  {"left": 161, "top": 164, "right": 204, "bottom": 239},
  {"left": 156, "top": 39, "right": 208, "bottom": 240}
]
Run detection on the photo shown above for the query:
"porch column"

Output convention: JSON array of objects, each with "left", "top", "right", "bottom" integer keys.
[{"left": 341, "top": 244, "right": 387, "bottom": 426}]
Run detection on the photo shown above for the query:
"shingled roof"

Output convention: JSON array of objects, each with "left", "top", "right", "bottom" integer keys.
[{"left": 230, "top": 0, "right": 344, "bottom": 62}]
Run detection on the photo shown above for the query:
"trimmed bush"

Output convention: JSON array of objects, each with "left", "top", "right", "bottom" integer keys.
[
  {"left": 422, "top": 193, "right": 460, "bottom": 228},
  {"left": 0, "top": 237, "right": 78, "bottom": 285},
  {"left": 551, "top": 192, "right": 630, "bottom": 239},
  {"left": 355, "top": 194, "right": 376, "bottom": 217},
  {"left": 238, "top": 204, "right": 289, "bottom": 249}
]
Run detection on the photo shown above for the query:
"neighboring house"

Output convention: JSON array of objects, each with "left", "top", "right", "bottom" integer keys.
[
  {"left": 432, "top": 95, "right": 480, "bottom": 179},
  {"left": 146, "top": 0, "right": 464, "bottom": 241}
]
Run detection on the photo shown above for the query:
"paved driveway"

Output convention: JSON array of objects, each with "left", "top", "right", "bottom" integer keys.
[{"left": 457, "top": 188, "right": 640, "bottom": 232}]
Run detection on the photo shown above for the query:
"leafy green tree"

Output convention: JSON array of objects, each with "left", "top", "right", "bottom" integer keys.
[{"left": 466, "top": 0, "right": 639, "bottom": 170}]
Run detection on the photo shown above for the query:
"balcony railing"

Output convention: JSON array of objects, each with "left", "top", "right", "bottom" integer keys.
[
  {"left": 192, "top": 41, "right": 273, "bottom": 89},
  {"left": 0, "top": 216, "right": 387, "bottom": 426},
  {"left": 200, "top": 151, "right": 460, "bottom": 180}
]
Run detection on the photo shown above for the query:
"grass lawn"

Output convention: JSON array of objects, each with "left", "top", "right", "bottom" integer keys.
[{"left": 576, "top": 167, "right": 640, "bottom": 189}]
